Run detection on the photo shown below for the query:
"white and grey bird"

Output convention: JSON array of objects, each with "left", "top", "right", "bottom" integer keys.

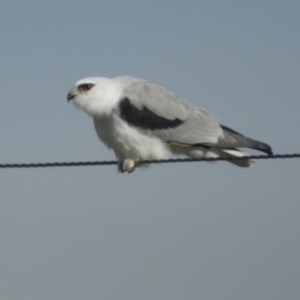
[{"left": 67, "top": 76, "right": 272, "bottom": 173}]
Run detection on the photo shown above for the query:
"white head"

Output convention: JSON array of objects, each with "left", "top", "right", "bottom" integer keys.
[{"left": 67, "top": 77, "right": 122, "bottom": 118}]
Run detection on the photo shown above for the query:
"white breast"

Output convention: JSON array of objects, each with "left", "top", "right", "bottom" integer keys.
[{"left": 93, "top": 114, "right": 170, "bottom": 161}]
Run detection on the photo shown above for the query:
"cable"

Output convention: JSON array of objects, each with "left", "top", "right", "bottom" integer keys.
[{"left": 0, "top": 153, "right": 300, "bottom": 169}]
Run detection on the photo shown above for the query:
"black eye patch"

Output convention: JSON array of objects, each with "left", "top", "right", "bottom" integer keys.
[{"left": 78, "top": 83, "right": 94, "bottom": 92}]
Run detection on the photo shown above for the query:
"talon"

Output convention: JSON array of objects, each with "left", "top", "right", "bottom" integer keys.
[
  {"left": 119, "top": 159, "right": 140, "bottom": 173},
  {"left": 124, "top": 159, "right": 136, "bottom": 173}
]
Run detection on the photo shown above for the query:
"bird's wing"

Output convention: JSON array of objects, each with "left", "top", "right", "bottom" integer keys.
[{"left": 117, "top": 80, "right": 223, "bottom": 145}]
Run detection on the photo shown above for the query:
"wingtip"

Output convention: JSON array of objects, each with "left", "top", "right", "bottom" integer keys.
[{"left": 258, "top": 144, "right": 273, "bottom": 155}]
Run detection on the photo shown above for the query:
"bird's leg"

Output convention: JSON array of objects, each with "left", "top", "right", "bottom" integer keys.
[{"left": 118, "top": 159, "right": 140, "bottom": 173}]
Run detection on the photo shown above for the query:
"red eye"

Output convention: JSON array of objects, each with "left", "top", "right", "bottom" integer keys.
[{"left": 79, "top": 84, "right": 94, "bottom": 92}]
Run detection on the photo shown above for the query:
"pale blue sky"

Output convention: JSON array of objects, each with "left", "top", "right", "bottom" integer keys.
[{"left": 0, "top": 1, "right": 299, "bottom": 299}]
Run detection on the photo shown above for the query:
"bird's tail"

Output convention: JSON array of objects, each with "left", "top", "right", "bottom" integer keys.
[
  {"left": 213, "top": 148, "right": 256, "bottom": 167},
  {"left": 183, "top": 146, "right": 256, "bottom": 167}
]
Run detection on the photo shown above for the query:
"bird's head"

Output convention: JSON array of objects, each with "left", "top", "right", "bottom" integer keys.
[{"left": 67, "top": 77, "right": 121, "bottom": 118}]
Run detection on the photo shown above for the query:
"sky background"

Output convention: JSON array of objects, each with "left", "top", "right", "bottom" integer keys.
[{"left": 0, "top": 1, "right": 300, "bottom": 299}]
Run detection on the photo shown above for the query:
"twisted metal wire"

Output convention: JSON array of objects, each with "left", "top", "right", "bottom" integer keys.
[{"left": 0, "top": 153, "right": 299, "bottom": 169}]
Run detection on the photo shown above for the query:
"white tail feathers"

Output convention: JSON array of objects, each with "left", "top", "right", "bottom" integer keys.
[{"left": 218, "top": 149, "right": 256, "bottom": 167}]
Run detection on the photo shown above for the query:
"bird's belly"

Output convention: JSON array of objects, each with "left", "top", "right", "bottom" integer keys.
[{"left": 94, "top": 116, "right": 170, "bottom": 160}]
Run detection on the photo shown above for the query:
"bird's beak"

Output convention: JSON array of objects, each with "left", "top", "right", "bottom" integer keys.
[{"left": 67, "top": 91, "right": 75, "bottom": 102}]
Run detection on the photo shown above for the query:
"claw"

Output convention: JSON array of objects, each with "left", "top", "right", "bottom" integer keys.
[
  {"left": 124, "top": 159, "right": 136, "bottom": 173},
  {"left": 119, "top": 159, "right": 140, "bottom": 173}
]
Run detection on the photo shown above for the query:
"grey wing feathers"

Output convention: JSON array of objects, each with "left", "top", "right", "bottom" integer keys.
[
  {"left": 218, "top": 125, "right": 273, "bottom": 155},
  {"left": 120, "top": 80, "right": 272, "bottom": 154},
  {"left": 121, "top": 81, "right": 223, "bottom": 144},
  {"left": 122, "top": 80, "right": 192, "bottom": 119}
]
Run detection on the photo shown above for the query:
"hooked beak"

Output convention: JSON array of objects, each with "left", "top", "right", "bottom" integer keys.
[{"left": 67, "top": 91, "right": 75, "bottom": 102}]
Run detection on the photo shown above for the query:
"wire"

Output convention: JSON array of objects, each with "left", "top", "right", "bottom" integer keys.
[{"left": 0, "top": 153, "right": 299, "bottom": 169}]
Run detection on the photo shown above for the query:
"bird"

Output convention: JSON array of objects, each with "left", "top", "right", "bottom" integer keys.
[{"left": 67, "top": 76, "right": 272, "bottom": 173}]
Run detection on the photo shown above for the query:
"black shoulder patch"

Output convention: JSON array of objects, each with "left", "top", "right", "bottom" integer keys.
[{"left": 119, "top": 98, "right": 184, "bottom": 130}]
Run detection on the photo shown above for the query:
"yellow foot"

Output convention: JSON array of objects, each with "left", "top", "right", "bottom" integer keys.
[{"left": 119, "top": 159, "right": 140, "bottom": 173}]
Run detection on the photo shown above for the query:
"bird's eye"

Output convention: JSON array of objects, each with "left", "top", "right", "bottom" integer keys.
[{"left": 78, "top": 84, "right": 94, "bottom": 92}]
